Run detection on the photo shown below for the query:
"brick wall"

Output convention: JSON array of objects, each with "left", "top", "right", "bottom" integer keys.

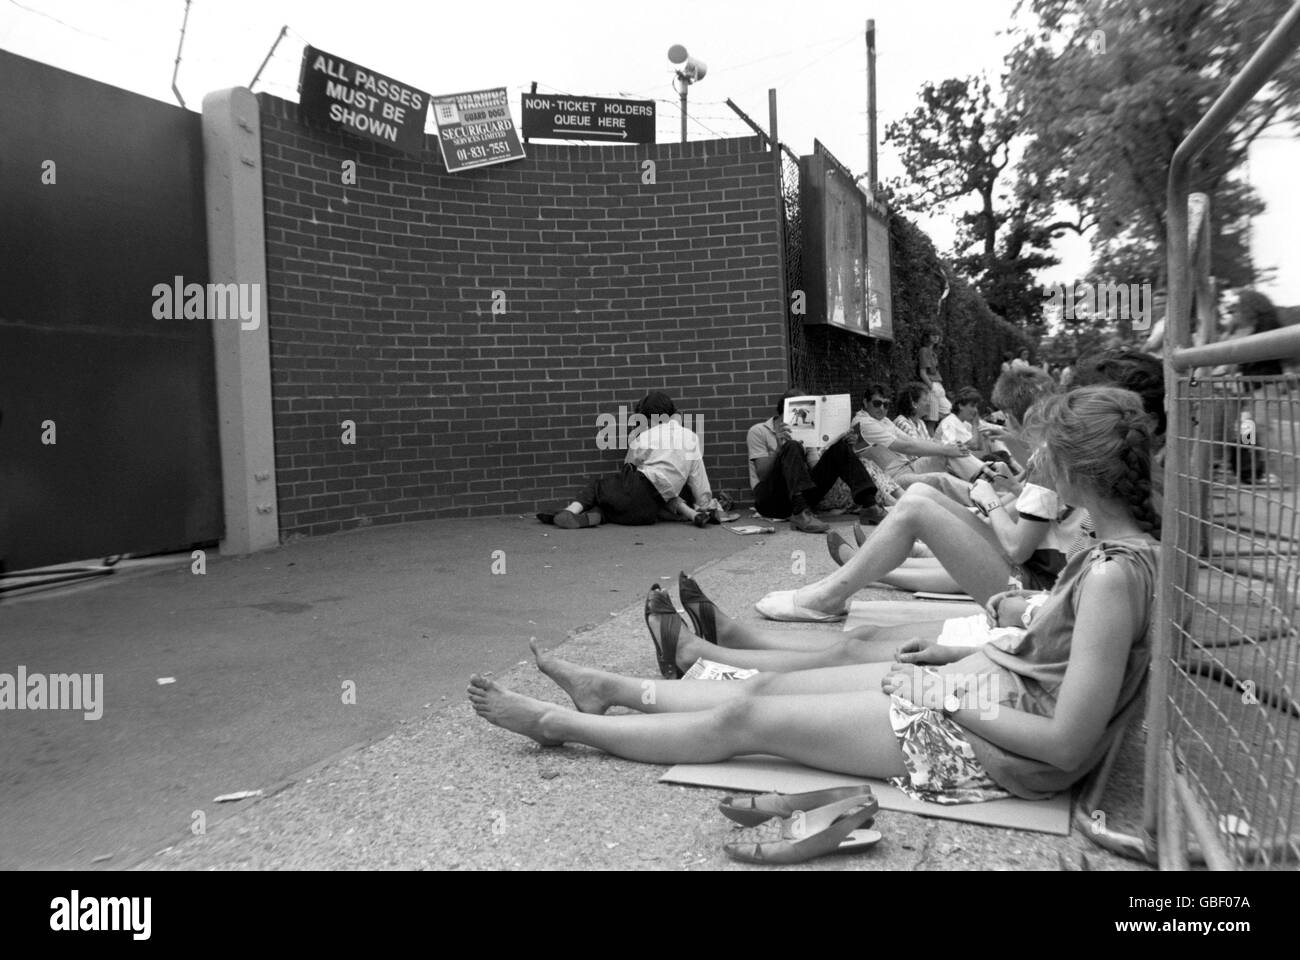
[{"left": 257, "top": 95, "right": 789, "bottom": 538}]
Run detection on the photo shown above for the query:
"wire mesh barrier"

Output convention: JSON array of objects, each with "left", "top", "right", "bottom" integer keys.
[
  {"left": 1161, "top": 373, "right": 1300, "bottom": 867},
  {"left": 778, "top": 146, "right": 810, "bottom": 387}
]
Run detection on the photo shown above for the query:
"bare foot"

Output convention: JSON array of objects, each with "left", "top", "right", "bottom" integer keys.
[
  {"left": 530, "top": 639, "right": 610, "bottom": 714},
  {"left": 675, "top": 631, "right": 716, "bottom": 673},
  {"left": 467, "top": 674, "right": 564, "bottom": 746}
]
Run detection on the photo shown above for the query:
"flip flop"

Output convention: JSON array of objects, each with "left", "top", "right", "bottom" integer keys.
[
  {"left": 678, "top": 572, "right": 718, "bottom": 644},
  {"left": 852, "top": 521, "right": 870, "bottom": 547},
  {"left": 719, "top": 786, "right": 877, "bottom": 827},
  {"left": 723, "top": 797, "right": 881, "bottom": 865},
  {"left": 754, "top": 590, "right": 847, "bottom": 622},
  {"left": 643, "top": 584, "right": 684, "bottom": 679}
]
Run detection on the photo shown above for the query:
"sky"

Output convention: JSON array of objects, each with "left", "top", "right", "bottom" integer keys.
[{"left": 3, "top": 0, "right": 1297, "bottom": 305}]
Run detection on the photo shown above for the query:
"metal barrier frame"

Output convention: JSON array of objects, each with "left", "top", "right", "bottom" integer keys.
[{"left": 1151, "top": 1, "right": 1300, "bottom": 869}]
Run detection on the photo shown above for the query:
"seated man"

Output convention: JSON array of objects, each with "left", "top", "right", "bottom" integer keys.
[
  {"left": 850, "top": 383, "right": 994, "bottom": 505},
  {"left": 748, "top": 389, "right": 878, "bottom": 533},
  {"left": 540, "top": 391, "right": 713, "bottom": 529}
]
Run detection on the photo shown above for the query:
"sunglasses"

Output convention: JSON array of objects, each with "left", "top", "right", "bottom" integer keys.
[{"left": 868, "top": 399, "right": 890, "bottom": 408}]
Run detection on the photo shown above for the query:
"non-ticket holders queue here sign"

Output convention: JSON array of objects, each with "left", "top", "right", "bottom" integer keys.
[
  {"left": 431, "top": 87, "right": 526, "bottom": 172},
  {"left": 521, "top": 94, "right": 655, "bottom": 143},
  {"left": 298, "top": 46, "right": 430, "bottom": 154}
]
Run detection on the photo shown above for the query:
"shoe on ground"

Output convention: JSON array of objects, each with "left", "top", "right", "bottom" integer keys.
[
  {"left": 790, "top": 510, "right": 830, "bottom": 534},
  {"left": 859, "top": 505, "right": 888, "bottom": 525}
]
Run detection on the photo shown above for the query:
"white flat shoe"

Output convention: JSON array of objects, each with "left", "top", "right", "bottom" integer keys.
[{"left": 755, "top": 590, "right": 847, "bottom": 622}]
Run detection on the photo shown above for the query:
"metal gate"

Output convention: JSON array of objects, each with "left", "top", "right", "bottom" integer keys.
[{"left": 0, "top": 52, "right": 223, "bottom": 572}]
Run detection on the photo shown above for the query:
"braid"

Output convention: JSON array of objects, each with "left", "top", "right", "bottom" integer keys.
[
  {"left": 1117, "top": 421, "right": 1160, "bottom": 537},
  {"left": 1026, "top": 385, "right": 1161, "bottom": 537}
]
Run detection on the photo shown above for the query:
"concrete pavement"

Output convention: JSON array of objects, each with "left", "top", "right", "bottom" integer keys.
[{"left": 0, "top": 515, "right": 759, "bottom": 869}]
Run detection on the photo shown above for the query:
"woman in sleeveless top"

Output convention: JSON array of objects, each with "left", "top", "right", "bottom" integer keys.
[{"left": 471, "top": 387, "right": 1160, "bottom": 801}]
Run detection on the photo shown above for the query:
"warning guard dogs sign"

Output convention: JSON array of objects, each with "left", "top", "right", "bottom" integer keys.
[
  {"left": 298, "top": 46, "right": 429, "bottom": 154},
  {"left": 430, "top": 87, "right": 526, "bottom": 173}
]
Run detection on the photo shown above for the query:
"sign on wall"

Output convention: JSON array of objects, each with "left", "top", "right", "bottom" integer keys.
[
  {"left": 298, "top": 46, "right": 429, "bottom": 153},
  {"left": 520, "top": 94, "right": 655, "bottom": 143},
  {"left": 865, "top": 199, "right": 894, "bottom": 340},
  {"left": 799, "top": 139, "right": 893, "bottom": 340},
  {"left": 431, "top": 87, "right": 526, "bottom": 172}
]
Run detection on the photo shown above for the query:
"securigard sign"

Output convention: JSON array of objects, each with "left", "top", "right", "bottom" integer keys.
[
  {"left": 431, "top": 87, "right": 527, "bottom": 173},
  {"left": 298, "top": 46, "right": 430, "bottom": 154}
]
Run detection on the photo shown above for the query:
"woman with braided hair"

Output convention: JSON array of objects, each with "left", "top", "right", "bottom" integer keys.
[{"left": 470, "top": 386, "right": 1160, "bottom": 806}]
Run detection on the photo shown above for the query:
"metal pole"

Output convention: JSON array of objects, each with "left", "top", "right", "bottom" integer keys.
[
  {"left": 171, "top": 0, "right": 191, "bottom": 108},
  {"left": 770, "top": 88, "right": 793, "bottom": 383},
  {"left": 250, "top": 25, "right": 288, "bottom": 92},
  {"left": 1148, "top": 0, "right": 1300, "bottom": 859},
  {"left": 866, "top": 19, "right": 878, "bottom": 195},
  {"left": 679, "top": 75, "right": 688, "bottom": 143},
  {"left": 725, "top": 97, "right": 772, "bottom": 146},
  {"left": 523, "top": 81, "right": 537, "bottom": 145}
]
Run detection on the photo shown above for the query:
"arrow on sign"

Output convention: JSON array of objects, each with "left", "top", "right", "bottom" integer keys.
[{"left": 547, "top": 126, "right": 628, "bottom": 139}]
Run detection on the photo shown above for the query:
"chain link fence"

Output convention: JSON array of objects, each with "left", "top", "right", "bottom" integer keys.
[{"left": 1162, "top": 372, "right": 1300, "bottom": 866}]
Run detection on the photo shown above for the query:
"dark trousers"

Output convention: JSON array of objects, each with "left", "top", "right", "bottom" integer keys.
[
  {"left": 753, "top": 438, "right": 877, "bottom": 518},
  {"left": 574, "top": 464, "right": 665, "bottom": 525}
]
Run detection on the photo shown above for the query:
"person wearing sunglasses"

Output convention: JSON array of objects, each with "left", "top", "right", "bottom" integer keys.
[{"left": 850, "top": 384, "right": 995, "bottom": 506}]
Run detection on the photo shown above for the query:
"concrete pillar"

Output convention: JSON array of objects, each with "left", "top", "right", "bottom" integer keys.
[{"left": 201, "top": 88, "right": 279, "bottom": 554}]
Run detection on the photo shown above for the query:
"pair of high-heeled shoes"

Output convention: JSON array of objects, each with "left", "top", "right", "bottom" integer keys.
[
  {"left": 718, "top": 786, "right": 882, "bottom": 864},
  {"left": 643, "top": 572, "right": 716, "bottom": 679}
]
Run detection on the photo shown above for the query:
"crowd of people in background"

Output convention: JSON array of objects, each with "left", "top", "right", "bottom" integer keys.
[{"left": 485, "top": 289, "right": 1293, "bottom": 856}]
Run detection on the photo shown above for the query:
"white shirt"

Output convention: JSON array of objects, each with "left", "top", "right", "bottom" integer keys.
[
  {"left": 851, "top": 410, "right": 915, "bottom": 477},
  {"left": 625, "top": 419, "right": 712, "bottom": 507},
  {"left": 934, "top": 413, "right": 974, "bottom": 447}
]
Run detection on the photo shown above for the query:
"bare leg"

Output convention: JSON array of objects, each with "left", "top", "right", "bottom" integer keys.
[
  {"left": 531, "top": 638, "right": 752, "bottom": 714},
  {"left": 530, "top": 641, "right": 902, "bottom": 711},
  {"left": 877, "top": 559, "right": 963, "bottom": 594},
  {"left": 676, "top": 621, "right": 947, "bottom": 673},
  {"left": 791, "top": 484, "right": 1015, "bottom": 615},
  {"left": 470, "top": 675, "right": 908, "bottom": 776},
  {"left": 680, "top": 578, "right": 843, "bottom": 652}
]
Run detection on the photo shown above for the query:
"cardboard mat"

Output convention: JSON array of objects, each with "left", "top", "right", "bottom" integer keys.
[
  {"left": 843, "top": 599, "right": 983, "bottom": 633},
  {"left": 661, "top": 755, "right": 1072, "bottom": 835}
]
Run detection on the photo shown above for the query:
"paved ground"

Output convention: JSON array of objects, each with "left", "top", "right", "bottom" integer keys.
[
  {"left": 0, "top": 515, "right": 759, "bottom": 870},
  {"left": 6, "top": 511, "right": 1153, "bottom": 872}
]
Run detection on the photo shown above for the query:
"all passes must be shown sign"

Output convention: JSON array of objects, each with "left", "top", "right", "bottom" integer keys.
[{"left": 520, "top": 94, "right": 655, "bottom": 143}]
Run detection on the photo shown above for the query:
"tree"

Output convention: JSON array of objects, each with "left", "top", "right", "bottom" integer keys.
[
  {"left": 1007, "top": 0, "right": 1300, "bottom": 288},
  {"left": 883, "top": 77, "right": 1060, "bottom": 336}
]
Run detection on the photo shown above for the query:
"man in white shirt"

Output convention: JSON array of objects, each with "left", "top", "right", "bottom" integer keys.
[{"left": 540, "top": 392, "right": 713, "bottom": 529}]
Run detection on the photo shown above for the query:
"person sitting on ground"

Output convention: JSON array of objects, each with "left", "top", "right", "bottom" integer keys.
[
  {"left": 935, "top": 387, "right": 1020, "bottom": 477},
  {"left": 757, "top": 372, "right": 1086, "bottom": 622},
  {"left": 470, "top": 386, "right": 1160, "bottom": 805},
  {"left": 747, "top": 388, "right": 879, "bottom": 534},
  {"left": 892, "top": 382, "right": 935, "bottom": 443},
  {"left": 539, "top": 391, "right": 714, "bottom": 530},
  {"left": 852, "top": 382, "right": 994, "bottom": 503}
]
